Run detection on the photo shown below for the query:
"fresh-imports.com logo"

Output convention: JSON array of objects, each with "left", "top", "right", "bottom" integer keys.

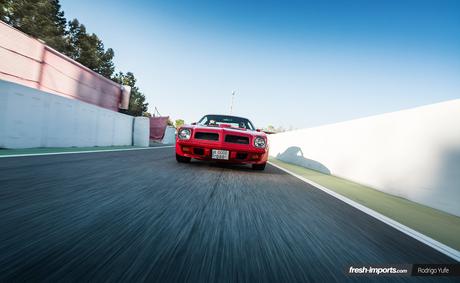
[{"left": 348, "top": 265, "right": 409, "bottom": 275}]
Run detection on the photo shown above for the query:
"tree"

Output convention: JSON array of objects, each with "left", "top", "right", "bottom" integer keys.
[
  {"left": 175, "top": 119, "right": 185, "bottom": 128},
  {"left": 1, "top": 0, "right": 146, "bottom": 113},
  {"left": 66, "top": 19, "right": 115, "bottom": 78},
  {"left": 0, "top": 0, "right": 68, "bottom": 52},
  {"left": 276, "top": 126, "right": 286, "bottom": 133},
  {"left": 112, "top": 72, "right": 148, "bottom": 116},
  {"left": 265, "top": 125, "right": 276, "bottom": 132},
  {"left": 0, "top": 0, "right": 8, "bottom": 20}
]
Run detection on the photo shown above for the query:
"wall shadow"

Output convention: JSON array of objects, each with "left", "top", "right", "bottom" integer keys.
[
  {"left": 276, "top": 146, "right": 331, "bottom": 175},
  {"left": 184, "top": 160, "right": 278, "bottom": 175}
]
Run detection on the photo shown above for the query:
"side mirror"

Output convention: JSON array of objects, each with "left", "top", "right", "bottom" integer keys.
[
  {"left": 256, "top": 128, "right": 261, "bottom": 132},
  {"left": 191, "top": 122, "right": 197, "bottom": 125}
]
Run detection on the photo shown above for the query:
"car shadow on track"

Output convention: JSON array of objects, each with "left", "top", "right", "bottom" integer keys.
[{"left": 179, "top": 160, "right": 280, "bottom": 175}]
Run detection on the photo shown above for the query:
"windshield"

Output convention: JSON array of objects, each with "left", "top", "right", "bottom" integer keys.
[{"left": 198, "top": 115, "right": 255, "bottom": 130}]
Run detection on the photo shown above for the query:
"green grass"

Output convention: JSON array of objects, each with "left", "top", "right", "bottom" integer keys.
[
  {"left": 0, "top": 146, "right": 144, "bottom": 156},
  {"left": 270, "top": 158, "right": 460, "bottom": 251}
]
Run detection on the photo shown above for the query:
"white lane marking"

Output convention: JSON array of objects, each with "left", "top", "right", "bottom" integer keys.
[
  {"left": 268, "top": 161, "right": 460, "bottom": 262},
  {"left": 0, "top": 145, "right": 175, "bottom": 158}
]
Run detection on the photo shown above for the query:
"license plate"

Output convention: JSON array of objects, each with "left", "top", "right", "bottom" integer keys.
[{"left": 212, "top": 149, "right": 229, "bottom": 160}]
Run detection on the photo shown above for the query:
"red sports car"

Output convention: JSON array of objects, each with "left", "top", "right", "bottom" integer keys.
[{"left": 175, "top": 114, "right": 269, "bottom": 170}]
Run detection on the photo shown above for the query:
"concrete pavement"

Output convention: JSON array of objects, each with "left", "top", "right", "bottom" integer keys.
[{"left": 0, "top": 147, "right": 456, "bottom": 282}]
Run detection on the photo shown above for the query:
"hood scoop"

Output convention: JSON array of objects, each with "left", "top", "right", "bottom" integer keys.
[{"left": 218, "top": 124, "right": 247, "bottom": 131}]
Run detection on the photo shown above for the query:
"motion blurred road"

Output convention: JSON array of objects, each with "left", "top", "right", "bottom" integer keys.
[{"left": 0, "top": 147, "right": 456, "bottom": 282}]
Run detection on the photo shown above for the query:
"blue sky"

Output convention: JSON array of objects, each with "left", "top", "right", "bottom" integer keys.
[{"left": 60, "top": 0, "right": 460, "bottom": 129}]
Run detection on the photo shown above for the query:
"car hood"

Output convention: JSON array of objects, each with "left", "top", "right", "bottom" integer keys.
[{"left": 189, "top": 125, "right": 266, "bottom": 138}]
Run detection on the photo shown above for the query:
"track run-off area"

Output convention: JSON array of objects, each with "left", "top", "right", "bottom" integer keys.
[{"left": 0, "top": 147, "right": 456, "bottom": 282}]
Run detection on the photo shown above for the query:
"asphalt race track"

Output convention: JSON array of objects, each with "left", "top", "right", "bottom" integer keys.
[{"left": 0, "top": 147, "right": 457, "bottom": 282}]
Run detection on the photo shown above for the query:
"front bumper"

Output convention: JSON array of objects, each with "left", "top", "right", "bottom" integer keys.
[{"left": 176, "top": 139, "right": 268, "bottom": 164}]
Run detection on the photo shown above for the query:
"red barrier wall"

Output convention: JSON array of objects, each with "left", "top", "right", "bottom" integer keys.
[
  {"left": 0, "top": 21, "right": 126, "bottom": 111},
  {"left": 150, "top": 117, "right": 170, "bottom": 140}
]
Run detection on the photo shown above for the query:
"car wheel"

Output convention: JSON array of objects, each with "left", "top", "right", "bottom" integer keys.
[
  {"left": 176, "top": 153, "right": 191, "bottom": 163},
  {"left": 252, "top": 162, "right": 266, "bottom": 170}
]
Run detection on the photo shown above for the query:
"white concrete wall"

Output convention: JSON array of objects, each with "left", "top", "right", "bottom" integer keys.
[
  {"left": 269, "top": 99, "right": 460, "bottom": 216},
  {"left": 161, "top": 126, "right": 176, "bottom": 144},
  {"left": 133, "top": 117, "right": 150, "bottom": 147},
  {"left": 0, "top": 80, "right": 136, "bottom": 148}
]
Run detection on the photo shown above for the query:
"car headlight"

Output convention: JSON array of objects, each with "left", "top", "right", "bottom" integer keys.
[
  {"left": 178, "top": 128, "right": 192, "bottom": 140},
  {"left": 253, "top": 137, "right": 266, "bottom": 148}
]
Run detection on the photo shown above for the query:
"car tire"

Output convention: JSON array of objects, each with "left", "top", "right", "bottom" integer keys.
[
  {"left": 176, "top": 153, "right": 191, "bottom": 163},
  {"left": 252, "top": 162, "right": 266, "bottom": 170}
]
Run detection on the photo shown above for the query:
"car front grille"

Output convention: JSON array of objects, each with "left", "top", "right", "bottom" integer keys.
[
  {"left": 225, "top": 135, "right": 249, "bottom": 144},
  {"left": 236, "top": 152, "right": 248, "bottom": 160},
  {"left": 193, "top": 148, "right": 205, "bottom": 155},
  {"left": 195, "top": 132, "right": 219, "bottom": 141}
]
